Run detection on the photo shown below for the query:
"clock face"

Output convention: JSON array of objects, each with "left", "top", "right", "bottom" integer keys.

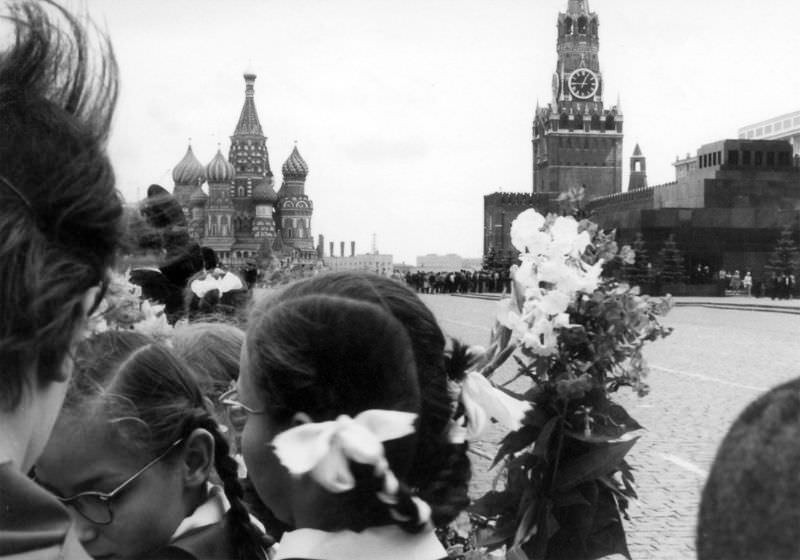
[{"left": 568, "top": 69, "right": 598, "bottom": 99}]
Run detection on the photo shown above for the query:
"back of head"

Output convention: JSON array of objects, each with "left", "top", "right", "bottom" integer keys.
[
  {"left": 263, "top": 272, "right": 470, "bottom": 526},
  {"left": 0, "top": 0, "right": 122, "bottom": 410},
  {"left": 247, "top": 294, "right": 420, "bottom": 423},
  {"left": 171, "top": 321, "right": 244, "bottom": 400},
  {"left": 697, "top": 377, "right": 800, "bottom": 560}
]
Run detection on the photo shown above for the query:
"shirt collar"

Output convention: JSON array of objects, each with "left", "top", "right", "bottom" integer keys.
[{"left": 274, "top": 525, "right": 446, "bottom": 560}]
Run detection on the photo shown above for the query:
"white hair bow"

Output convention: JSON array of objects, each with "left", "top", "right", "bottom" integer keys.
[
  {"left": 190, "top": 269, "right": 243, "bottom": 298},
  {"left": 271, "top": 410, "right": 417, "bottom": 493},
  {"left": 449, "top": 371, "right": 532, "bottom": 442}
]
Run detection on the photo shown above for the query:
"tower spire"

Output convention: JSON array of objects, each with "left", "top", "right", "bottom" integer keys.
[
  {"left": 567, "top": 0, "right": 590, "bottom": 14},
  {"left": 234, "top": 73, "right": 264, "bottom": 136}
]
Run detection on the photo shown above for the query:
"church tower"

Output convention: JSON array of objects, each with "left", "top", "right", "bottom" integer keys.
[
  {"left": 229, "top": 73, "right": 271, "bottom": 240},
  {"left": 277, "top": 145, "right": 315, "bottom": 256},
  {"left": 532, "top": 0, "right": 623, "bottom": 199},
  {"left": 628, "top": 143, "right": 647, "bottom": 190}
]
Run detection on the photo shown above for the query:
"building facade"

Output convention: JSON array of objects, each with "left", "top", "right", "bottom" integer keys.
[
  {"left": 532, "top": 0, "right": 623, "bottom": 198},
  {"left": 739, "top": 110, "right": 800, "bottom": 157},
  {"left": 171, "top": 73, "right": 316, "bottom": 266}
]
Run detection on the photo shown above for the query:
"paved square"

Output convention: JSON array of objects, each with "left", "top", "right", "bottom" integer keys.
[{"left": 421, "top": 294, "right": 800, "bottom": 559}]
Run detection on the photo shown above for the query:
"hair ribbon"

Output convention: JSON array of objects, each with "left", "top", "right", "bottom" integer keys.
[
  {"left": 449, "top": 371, "right": 532, "bottom": 442},
  {"left": 271, "top": 409, "right": 417, "bottom": 493}
]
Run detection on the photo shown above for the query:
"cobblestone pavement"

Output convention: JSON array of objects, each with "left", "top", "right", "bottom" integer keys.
[{"left": 420, "top": 294, "right": 800, "bottom": 560}]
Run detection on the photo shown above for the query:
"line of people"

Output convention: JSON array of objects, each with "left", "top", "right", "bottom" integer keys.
[{"left": 404, "top": 270, "right": 511, "bottom": 294}]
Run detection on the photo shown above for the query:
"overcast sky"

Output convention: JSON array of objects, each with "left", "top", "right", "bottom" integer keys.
[{"left": 73, "top": 0, "right": 800, "bottom": 263}]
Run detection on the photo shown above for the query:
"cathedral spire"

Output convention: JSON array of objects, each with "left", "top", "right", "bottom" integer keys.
[
  {"left": 234, "top": 73, "right": 264, "bottom": 136},
  {"left": 567, "top": 0, "right": 590, "bottom": 14}
]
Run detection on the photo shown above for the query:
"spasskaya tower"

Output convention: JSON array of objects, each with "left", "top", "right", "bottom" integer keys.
[{"left": 532, "top": 0, "right": 623, "bottom": 198}]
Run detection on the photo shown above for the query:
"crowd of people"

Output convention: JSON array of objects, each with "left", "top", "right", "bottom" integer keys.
[
  {"left": 0, "top": 3, "right": 473, "bottom": 559},
  {"left": 403, "top": 270, "right": 511, "bottom": 294},
  {"left": 2, "top": 2, "right": 800, "bottom": 560}
]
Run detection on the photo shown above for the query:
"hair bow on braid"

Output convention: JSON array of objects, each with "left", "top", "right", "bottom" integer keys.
[{"left": 272, "top": 409, "right": 433, "bottom": 528}]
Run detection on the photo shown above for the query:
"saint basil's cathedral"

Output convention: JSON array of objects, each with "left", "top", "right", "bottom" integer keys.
[{"left": 169, "top": 73, "right": 316, "bottom": 266}]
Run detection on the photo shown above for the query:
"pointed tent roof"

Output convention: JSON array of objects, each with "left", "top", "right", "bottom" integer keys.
[
  {"left": 234, "top": 73, "right": 263, "bottom": 136},
  {"left": 567, "top": 0, "right": 590, "bottom": 14},
  {"left": 633, "top": 143, "right": 643, "bottom": 157}
]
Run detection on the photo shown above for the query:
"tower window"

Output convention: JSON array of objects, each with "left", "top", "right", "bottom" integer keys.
[
  {"left": 578, "top": 17, "right": 587, "bottom": 34},
  {"left": 743, "top": 150, "right": 751, "bottom": 165},
  {"left": 565, "top": 17, "right": 573, "bottom": 34},
  {"left": 766, "top": 151, "right": 775, "bottom": 166},
  {"left": 728, "top": 150, "right": 739, "bottom": 165},
  {"left": 605, "top": 115, "right": 615, "bottom": 130},
  {"left": 755, "top": 151, "right": 763, "bottom": 165}
]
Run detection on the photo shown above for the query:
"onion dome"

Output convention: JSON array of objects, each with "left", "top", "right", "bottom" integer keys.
[
  {"left": 282, "top": 145, "right": 308, "bottom": 180},
  {"left": 172, "top": 144, "right": 206, "bottom": 185},
  {"left": 252, "top": 178, "right": 278, "bottom": 204},
  {"left": 206, "top": 149, "right": 234, "bottom": 183},
  {"left": 189, "top": 185, "right": 208, "bottom": 207}
]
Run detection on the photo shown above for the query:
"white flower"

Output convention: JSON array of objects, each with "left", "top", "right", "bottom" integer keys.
[{"left": 510, "top": 209, "right": 547, "bottom": 253}]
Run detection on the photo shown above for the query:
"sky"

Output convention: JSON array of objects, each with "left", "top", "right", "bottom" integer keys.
[{"left": 64, "top": 0, "right": 800, "bottom": 263}]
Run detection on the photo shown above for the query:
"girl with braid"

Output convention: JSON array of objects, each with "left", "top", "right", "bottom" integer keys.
[
  {"left": 231, "top": 281, "right": 472, "bottom": 559},
  {"left": 34, "top": 331, "right": 273, "bottom": 560}
]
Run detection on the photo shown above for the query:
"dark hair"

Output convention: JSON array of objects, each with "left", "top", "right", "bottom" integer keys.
[
  {"left": 64, "top": 331, "right": 269, "bottom": 560},
  {"left": 247, "top": 293, "right": 432, "bottom": 532},
  {"left": 259, "top": 272, "right": 471, "bottom": 527},
  {"left": 0, "top": 0, "right": 122, "bottom": 410},
  {"left": 697, "top": 377, "right": 800, "bottom": 560},
  {"left": 171, "top": 322, "right": 244, "bottom": 400}
]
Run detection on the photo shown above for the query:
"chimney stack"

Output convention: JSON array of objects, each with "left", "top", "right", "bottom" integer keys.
[
  {"left": 340, "top": 242, "right": 345, "bottom": 258},
  {"left": 317, "top": 234, "right": 325, "bottom": 258},
  {"left": 350, "top": 241, "right": 355, "bottom": 257},
  {"left": 329, "top": 241, "right": 334, "bottom": 258}
]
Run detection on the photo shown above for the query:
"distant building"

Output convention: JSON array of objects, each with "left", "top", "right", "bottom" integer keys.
[
  {"left": 170, "top": 73, "right": 316, "bottom": 267},
  {"left": 415, "top": 254, "right": 482, "bottom": 272},
  {"left": 324, "top": 253, "right": 394, "bottom": 276},
  {"left": 739, "top": 110, "right": 800, "bottom": 157}
]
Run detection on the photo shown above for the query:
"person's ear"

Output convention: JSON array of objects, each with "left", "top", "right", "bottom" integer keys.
[{"left": 180, "top": 428, "right": 215, "bottom": 489}]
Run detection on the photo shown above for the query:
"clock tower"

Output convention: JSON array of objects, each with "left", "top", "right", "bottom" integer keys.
[{"left": 532, "top": 0, "right": 623, "bottom": 198}]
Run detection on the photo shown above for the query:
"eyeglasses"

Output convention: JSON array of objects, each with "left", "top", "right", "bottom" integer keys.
[
  {"left": 219, "top": 386, "right": 268, "bottom": 416},
  {"left": 45, "top": 438, "right": 184, "bottom": 525}
]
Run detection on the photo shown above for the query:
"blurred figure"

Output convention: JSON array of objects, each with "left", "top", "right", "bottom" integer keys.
[
  {"left": 698, "top": 377, "right": 800, "bottom": 560},
  {"left": 0, "top": 1, "right": 123, "bottom": 557}
]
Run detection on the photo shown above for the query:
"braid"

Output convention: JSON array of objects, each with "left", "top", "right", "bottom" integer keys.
[
  {"left": 195, "top": 415, "right": 272, "bottom": 560},
  {"left": 373, "top": 458, "right": 433, "bottom": 534}
]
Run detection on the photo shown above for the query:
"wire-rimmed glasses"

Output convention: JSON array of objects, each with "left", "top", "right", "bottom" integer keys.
[{"left": 40, "top": 438, "right": 184, "bottom": 525}]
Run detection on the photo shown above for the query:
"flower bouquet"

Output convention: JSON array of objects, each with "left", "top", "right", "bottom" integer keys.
[
  {"left": 456, "top": 208, "right": 671, "bottom": 560},
  {"left": 87, "top": 269, "right": 174, "bottom": 344}
]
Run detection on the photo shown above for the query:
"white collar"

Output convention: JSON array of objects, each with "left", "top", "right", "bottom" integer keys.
[{"left": 274, "top": 525, "right": 446, "bottom": 560}]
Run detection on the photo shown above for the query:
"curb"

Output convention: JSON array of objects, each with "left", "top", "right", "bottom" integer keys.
[{"left": 447, "top": 293, "right": 800, "bottom": 315}]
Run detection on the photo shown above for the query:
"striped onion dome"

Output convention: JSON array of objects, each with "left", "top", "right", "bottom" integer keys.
[
  {"left": 172, "top": 144, "right": 206, "bottom": 185},
  {"left": 189, "top": 185, "right": 208, "bottom": 206},
  {"left": 206, "top": 148, "right": 235, "bottom": 183},
  {"left": 281, "top": 145, "right": 308, "bottom": 179},
  {"left": 252, "top": 178, "right": 278, "bottom": 204}
]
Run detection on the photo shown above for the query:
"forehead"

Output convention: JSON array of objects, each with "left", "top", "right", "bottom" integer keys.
[{"left": 37, "top": 418, "right": 144, "bottom": 490}]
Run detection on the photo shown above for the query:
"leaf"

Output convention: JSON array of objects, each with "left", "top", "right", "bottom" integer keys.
[
  {"left": 469, "top": 490, "right": 517, "bottom": 517},
  {"left": 553, "top": 436, "right": 639, "bottom": 491},
  {"left": 552, "top": 489, "right": 591, "bottom": 509},
  {"left": 476, "top": 514, "right": 517, "bottom": 548},
  {"left": 513, "top": 500, "right": 540, "bottom": 548},
  {"left": 532, "top": 417, "right": 560, "bottom": 460},
  {"left": 492, "top": 425, "right": 539, "bottom": 468}
]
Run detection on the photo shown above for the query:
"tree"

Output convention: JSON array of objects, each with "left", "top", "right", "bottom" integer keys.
[
  {"left": 621, "top": 232, "right": 652, "bottom": 289},
  {"left": 658, "top": 234, "right": 686, "bottom": 284},
  {"left": 765, "top": 225, "right": 800, "bottom": 276}
]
